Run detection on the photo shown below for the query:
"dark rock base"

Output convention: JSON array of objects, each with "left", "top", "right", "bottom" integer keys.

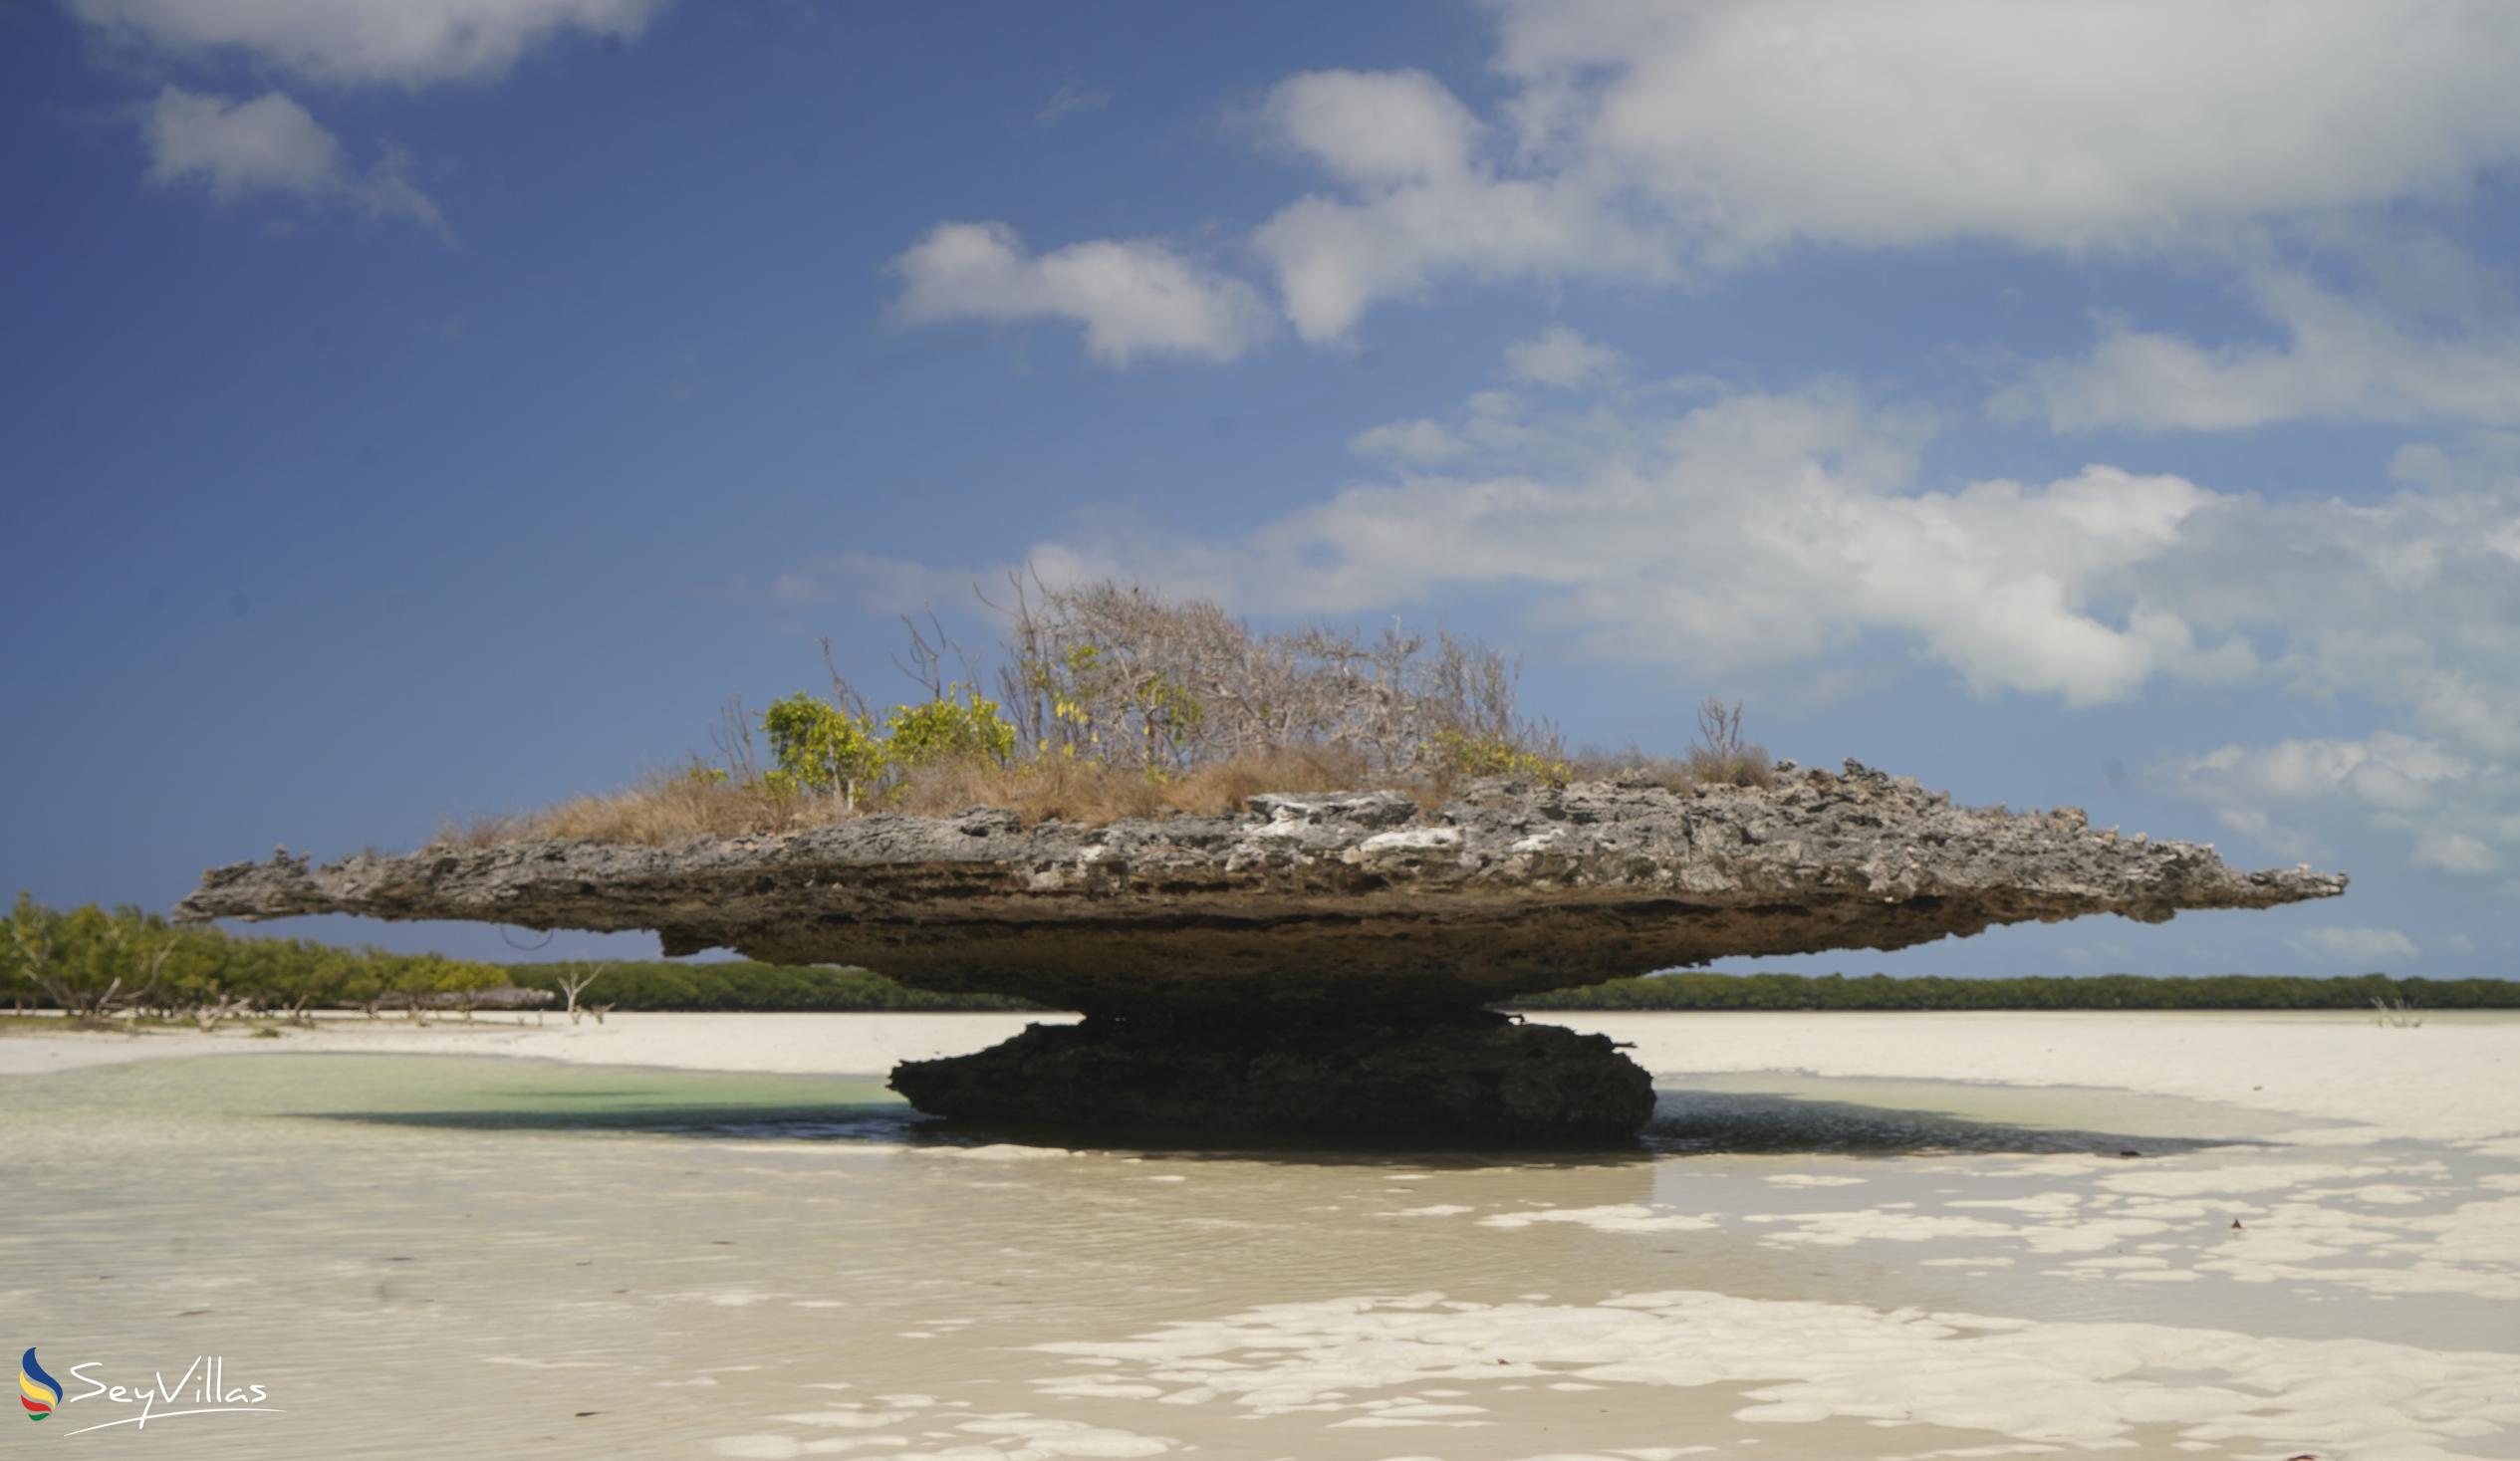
[{"left": 888, "top": 1010, "right": 1656, "bottom": 1145}]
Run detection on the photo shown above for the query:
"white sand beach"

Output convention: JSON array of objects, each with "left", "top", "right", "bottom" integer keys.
[
  {"left": 8, "top": 1010, "right": 2517, "bottom": 1459},
  {"left": 9, "top": 1007, "right": 2512, "bottom": 1143}
]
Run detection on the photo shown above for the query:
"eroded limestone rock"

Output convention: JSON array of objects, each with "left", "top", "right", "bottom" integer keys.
[
  {"left": 177, "top": 764, "right": 2345, "bottom": 1013},
  {"left": 888, "top": 1011, "right": 1655, "bottom": 1143},
  {"left": 176, "top": 764, "right": 2343, "bottom": 1144}
]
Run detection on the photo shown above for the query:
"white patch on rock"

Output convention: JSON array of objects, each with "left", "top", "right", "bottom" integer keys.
[{"left": 1352, "top": 828, "right": 1463, "bottom": 859}]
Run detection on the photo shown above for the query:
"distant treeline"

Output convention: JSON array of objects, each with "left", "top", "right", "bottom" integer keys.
[
  {"left": 9, "top": 891, "right": 2510, "bottom": 1019},
  {"left": 1507, "top": 971, "right": 2520, "bottom": 1011},
  {"left": 505, "top": 962, "right": 1035, "bottom": 1012},
  {"left": 502, "top": 964, "right": 2518, "bottom": 1012}
]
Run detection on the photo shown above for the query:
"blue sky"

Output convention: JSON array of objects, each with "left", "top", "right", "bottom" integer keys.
[{"left": 6, "top": 0, "right": 2518, "bottom": 978}]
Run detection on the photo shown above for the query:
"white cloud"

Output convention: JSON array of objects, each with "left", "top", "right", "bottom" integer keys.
[
  {"left": 2159, "top": 733, "right": 2472, "bottom": 814},
  {"left": 144, "top": 87, "right": 338, "bottom": 198},
  {"left": 142, "top": 87, "right": 448, "bottom": 239},
  {"left": 2288, "top": 927, "right": 2422, "bottom": 965},
  {"left": 1347, "top": 418, "right": 1462, "bottom": 464},
  {"left": 1240, "top": 2, "right": 2520, "bottom": 338},
  {"left": 1036, "top": 81, "right": 1111, "bottom": 126},
  {"left": 1506, "top": 325, "right": 1622, "bottom": 388},
  {"left": 73, "top": 0, "right": 662, "bottom": 86},
  {"left": 2152, "top": 730, "right": 2516, "bottom": 876},
  {"left": 1250, "top": 64, "right": 1661, "bottom": 343},
  {"left": 2413, "top": 832, "right": 2501, "bottom": 875},
  {"left": 1262, "top": 69, "right": 1483, "bottom": 189},
  {"left": 803, "top": 368, "right": 2520, "bottom": 773},
  {"left": 1996, "top": 264, "right": 2520, "bottom": 431},
  {"left": 807, "top": 383, "right": 2255, "bottom": 706},
  {"left": 888, "top": 222, "right": 1271, "bottom": 365},
  {"left": 1499, "top": 1, "right": 2520, "bottom": 251}
]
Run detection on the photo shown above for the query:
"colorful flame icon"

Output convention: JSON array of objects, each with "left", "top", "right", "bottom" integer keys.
[{"left": 20, "top": 1347, "right": 61, "bottom": 1420}]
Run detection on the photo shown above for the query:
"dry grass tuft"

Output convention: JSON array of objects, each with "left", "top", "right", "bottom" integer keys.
[
  {"left": 896, "top": 743, "right": 1382, "bottom": 823},
  {"left": 1679, "top": 746, "right": 1775, "bottom": 789},
  {"left": 435, "top": 734, "right": 1787, "bottom": 849},
  {"left": 433, "top": 746, "right": 1410, "bottom": 848},
  {"left": 1565, "top": 747, "right": 1701, "bottom": 791},
  {"left": 1681, "top": 698, "right": 1775, "bottom": 788},
  {"left": 434, "top": 734, "right": 1794, "bottom": 850},
  {"left": 435, "top": 767, "right": 813, "bottom": 849}
]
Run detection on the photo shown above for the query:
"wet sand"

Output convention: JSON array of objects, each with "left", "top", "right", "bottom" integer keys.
[{"left": 5, "top": 1012, "right": 2515, "bottom": 1458}]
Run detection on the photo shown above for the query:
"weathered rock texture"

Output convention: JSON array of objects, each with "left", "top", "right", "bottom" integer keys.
[
  {"left": 891, "top": 1010, "right": 1654, "bottom": 1143},
  {"left": 178, "top": 763, "right": 2342, "bottom": 1142},
  {"left": 180, "top": 763, "right": 2344, "bottom": 1013}
]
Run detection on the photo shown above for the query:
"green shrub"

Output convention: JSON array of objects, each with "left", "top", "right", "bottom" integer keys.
[
  {"left": 761, "top": 692, "right": 888, "bottom": 808},
  {"left": 884, "top": 684, "right": 1017, "bottom": 769}
]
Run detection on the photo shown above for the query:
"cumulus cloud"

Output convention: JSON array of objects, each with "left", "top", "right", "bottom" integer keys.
[
  {"left": 882, "top": 5, "right": 2520, "bottom": 359},
  {"left": 1996, "top": 264, "right": 2520, "bottom": 431},
  {"left": 2151, "top": 730, "right": 2513, "bottom": 875},
  {"left": 2158, "top": 733, "right": 2473, "bottom": 817},
  {"left": 73, "top": 0, "right": 662, "bottom": 86},
  {"left": 1347, "top": 418, "right": 1463, "bottom": 464},
  {"left": 1250, "top": 65, "right": 1661, "bottom": 343},
  {"left": 142, "top": 87, "right": 448, "bottom": 239},
  {"left": 888, "top": 222, "right": 1271, "bottom": 365},
  {"left": 2413, "top": 831, "right": 2501, "bottom": 875},
  {"left": 1239, "top": 1, "right": 2520, "bottom": 339},
  {"left": 798, "top": 365, "right": 2520, "bottom": 781},
  {"left": 1506, "top": 325, "right": 1622, "bottom": 388},
  {"left": 1262, "top": 69, "right": 1483, "bottom": 188},
  {"left": 801, "top": 381, "right": 2262, "bottom": 705},
  {"left": 1497, "top": 1, "right": 2520, "bottom": 250},
  {"left": 2288, "top": 927, "right": 2423, "bottom": 966}
]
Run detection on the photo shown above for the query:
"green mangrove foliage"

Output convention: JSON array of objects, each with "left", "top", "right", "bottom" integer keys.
[
  {"left": 504, "top": 962, "right": 1034, "bottom": 1012},
  {"left": 1508, "top": 970, "right": 2520, "bottom": 1011},
  {"left": 510, "top": 966, "right": 2515, "bottom": 1013},
  {"left": 6, "top": 895, "right": 2509, "bottom": 1019},
  {"left": 3, "top": 894, "right": 511, "bottom": 1027}
]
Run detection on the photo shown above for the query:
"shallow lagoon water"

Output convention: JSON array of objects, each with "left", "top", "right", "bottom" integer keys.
[{"left": 7, "top": 1050, "right": 2517, "bottom": 1459}]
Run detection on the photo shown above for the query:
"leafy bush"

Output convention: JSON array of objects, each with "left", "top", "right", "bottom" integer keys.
[
  {"left": 883, "top": 684, "right": 1017, "bottom": 769},
  {"left": 1431, "top": 729, "right": 1570, "bottom": 783},
  {"left": 761, "top": 693, "right": 886, "bottom": 808}
]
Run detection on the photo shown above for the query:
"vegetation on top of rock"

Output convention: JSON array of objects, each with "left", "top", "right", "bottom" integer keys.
[{"left": 446, "top": 578, "right": 1772, "bottom": 846}]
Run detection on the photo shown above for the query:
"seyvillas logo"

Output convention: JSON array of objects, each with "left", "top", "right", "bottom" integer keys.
[
  {"left": 19, "top": 1348, "right": 60, "bottom": 1420},
  {"left": 15, "top": 1347, "right": 283, "bottom": 1436}
]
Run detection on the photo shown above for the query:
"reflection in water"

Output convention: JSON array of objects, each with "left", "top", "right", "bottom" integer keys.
[{"left": 4, "top": 1053, "right": 2513, "bottom": 1460}]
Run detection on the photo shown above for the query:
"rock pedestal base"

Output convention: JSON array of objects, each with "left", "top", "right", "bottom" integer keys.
[{"left": 888, "top": 1010, "right": 1655, "bottom": 1145}]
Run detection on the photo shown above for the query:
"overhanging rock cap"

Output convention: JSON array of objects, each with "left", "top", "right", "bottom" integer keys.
[{"left": 178, "top": 762, "right": 2345, "bottom": 1012}]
